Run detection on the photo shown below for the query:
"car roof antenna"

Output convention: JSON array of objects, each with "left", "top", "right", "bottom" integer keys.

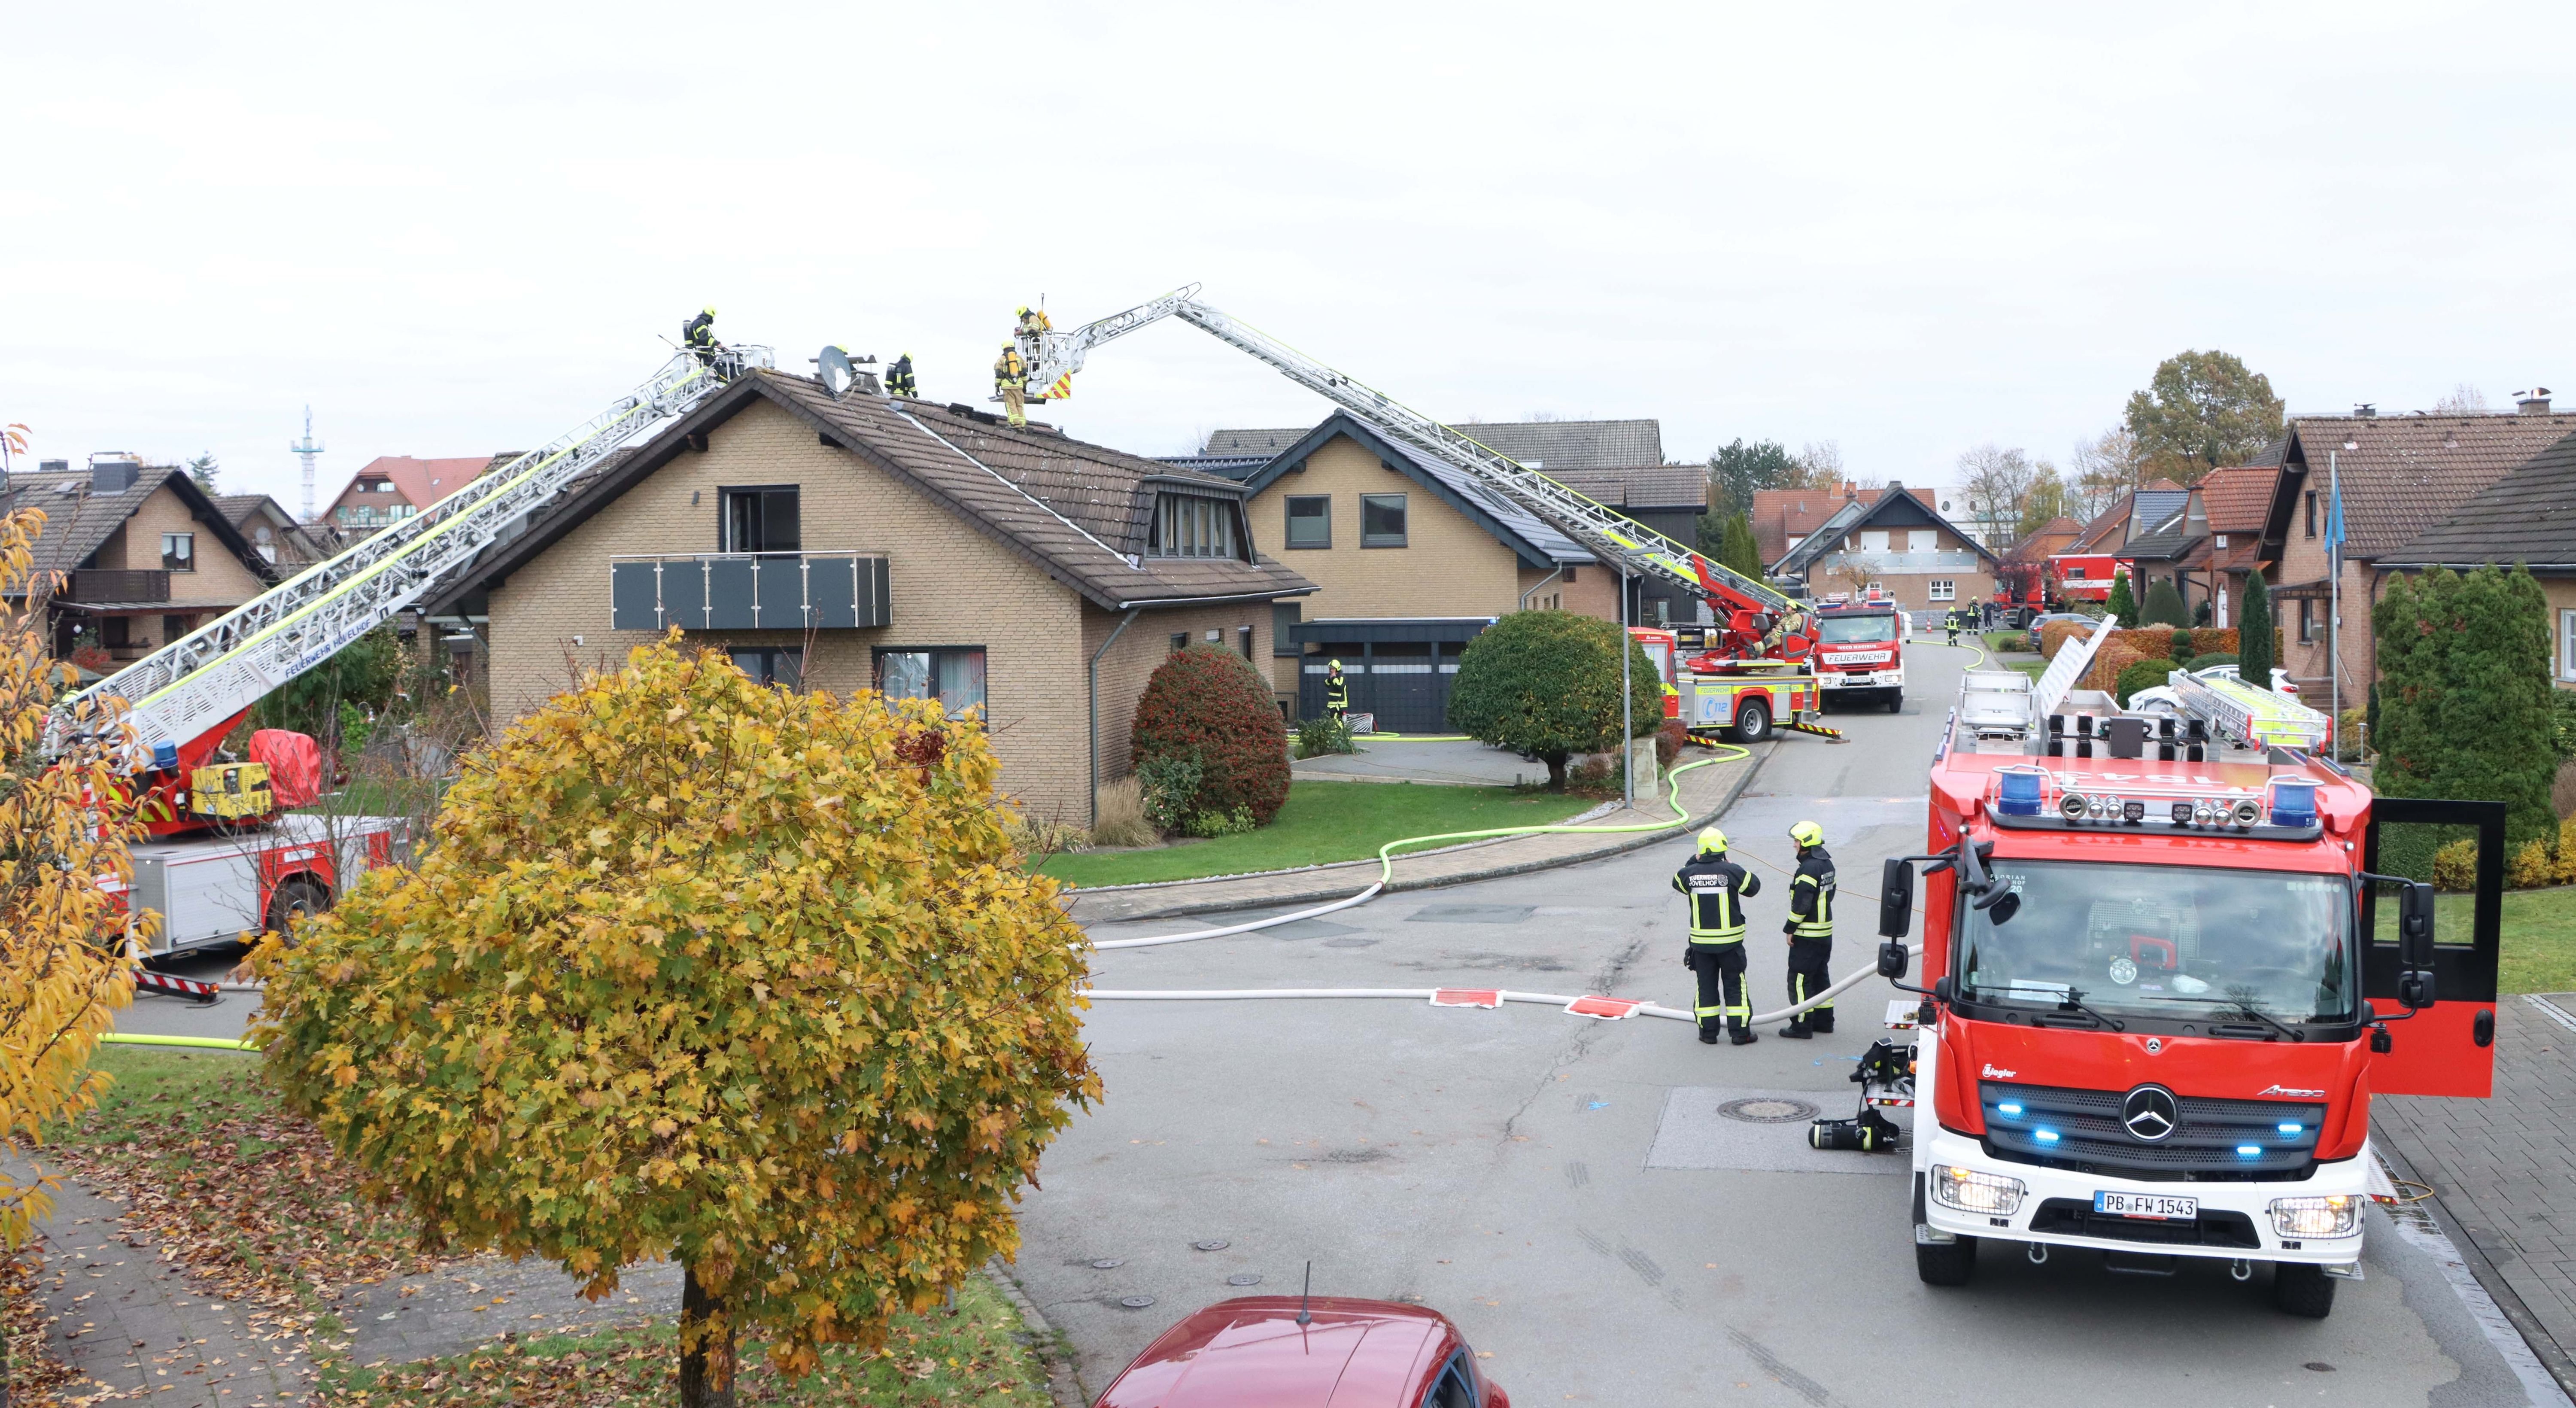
[{"left": 1297, "top": 1261, "right": 1313, "bottom": 1325}]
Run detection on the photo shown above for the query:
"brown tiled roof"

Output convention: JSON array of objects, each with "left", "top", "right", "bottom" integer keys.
[
  {"left": 2195, "top": 465, "right": 2278, "bottom": 534},
  {"left": 1, "top": 467, "right": 277, "bottom": 588},
  {"left": 1749, "top": 487, "right": 1880, "bottom": 565},
  {"left": 2380, "top": 429, "right": 2576, "bottom": 569},
  {"left": 2006, "top": 517, "right": 2082, "bottom": 561},
  {"left": 1206, "top": 418, "right": 1664, "bottom": 471},
  {"left": 433, "top": 372, "right": 1314, "bottom": 615},
  {"left": 2284, "top": 412, "right": 2576, "bottom": 557},
  {"left": 2066, "top": 497, "right": 2131, "bottom": 553},
  {"left": 336, "top": 455, "right": 492, "bottom": 511},
  {"left": 1541, "top": 463, "right": 1707, "bottom": 511}
]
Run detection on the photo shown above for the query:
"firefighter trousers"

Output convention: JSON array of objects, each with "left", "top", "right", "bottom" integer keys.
[
  {"left": 1687, "top": 942, "right": 1750, "bottom": 1034},
  {"left": 1785, "top": 937, "right": 1834, "bottom": 1032},
  {"left": 1001, "top": 382, "right": 1027, "bottom": 426}
]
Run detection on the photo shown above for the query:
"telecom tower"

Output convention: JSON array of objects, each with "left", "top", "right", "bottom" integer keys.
[{"left": 288, "top": 406, "right": 325, "bottom": 522}]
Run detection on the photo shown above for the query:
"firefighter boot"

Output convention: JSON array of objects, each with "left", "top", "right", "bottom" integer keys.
[
  {"left": 1730, "top": 1027, "right": 1759, "bottom": 1046},
  {"left": 1699, "top": 1026, "right": 1721, "bottom": 1045},
  {"left": 1777, "top": 1020, "right": 1814, "bottom": 1039}
]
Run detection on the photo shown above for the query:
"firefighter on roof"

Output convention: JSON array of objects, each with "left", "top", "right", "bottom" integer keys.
[
  {"left": 1674, "top": 827, "right": 1761, "bottom": 1045},
  {"left": 1778, "top": 819, "right": 1837, "bottom": 1038},
  {"left": 994, "top": 343, "right": 1028, "bottom": 427},
  {"left": 682, "top": 306, "right": 719, "bottom": 365},
  {"left": 886, "top": 351, "right": 917, "bottom": 398}
]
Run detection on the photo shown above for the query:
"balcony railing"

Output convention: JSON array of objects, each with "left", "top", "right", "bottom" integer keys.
[
  {"left": 610, "top": 553, "right": 890, "bottom": 632},
  {"left": 65, "top": 569, "right": 171, "bottom": 603}
]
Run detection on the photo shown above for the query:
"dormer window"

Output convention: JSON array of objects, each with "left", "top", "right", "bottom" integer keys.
[{"left": 1149, "top": 492, "right": 1239, "bottom": 559}]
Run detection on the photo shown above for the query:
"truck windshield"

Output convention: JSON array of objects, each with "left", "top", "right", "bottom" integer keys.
[
  {"left": 1817, "top": 615, "right": 1897, "bottom": 644},
  {"left": 1956, "top": 860, "right": 2355, "bottom": 1025}
]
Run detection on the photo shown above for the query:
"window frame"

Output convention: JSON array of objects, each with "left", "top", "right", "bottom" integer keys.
[
  {"left": 1237, "top": 625, "right": 1255, "bottom": 660},
  {"left": 2298, "top": 598, "right": 2316, "bottom": 644},
  {"left": 721, "top": 484, "right": 802, "bottom": 554},
  {"left": 1909, "top": 529, "right": 1938, "bottom": 553},
  {"left": 1272, "top": 602, "right": 1302, "bottom": 657},
  {"left": 871, "top": 645, "right": 987, "bottom": 715},
  {"left": 723, "top": 645, "right": 803, "bottom": 690},
  {"left": 1928, "top": 579, "right": 1956, "bottom": 601},
  {"left": 2559, "top": 609, "right": 2576, "bottom": 683},
  {"left": 2304, "top": 490, "right": 2318, "bottom": 539},
  {"left": 1149, "top": 492, "right": 1241, "bottom": 560},
  {"left": 1282, "top": 494, "right": 1332, "bottom": 549},
  {"left": 1360, "top": 493, "right": 1409, "bottom": 548},
  {"left": 160, "top": 531, "right": 194, "bottom": 572}
]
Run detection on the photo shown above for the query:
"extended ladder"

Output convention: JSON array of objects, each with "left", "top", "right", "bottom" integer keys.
[
  {"left": 69, "top": 346, "right": 774, "bottom": 754},
  {"left": 1017, "top": 287, "right": 1794, "bottom": 623}
]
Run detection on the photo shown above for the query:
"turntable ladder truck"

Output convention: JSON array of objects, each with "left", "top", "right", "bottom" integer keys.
[
  {"left": 60, "top": 344, "right": 775, "bottom": 992},
  {"left": 1010, "top": 285, "right": 1838, "bottom": 743},
  {"left": 1859, "top": 621, "right": 2500, "bottom": 1317}
]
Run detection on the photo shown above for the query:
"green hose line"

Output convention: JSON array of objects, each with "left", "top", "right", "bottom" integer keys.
[
  {"left": 100, "top": 1033, "right": 257, "bottom": 1051},
  {"left": 1364, "top": 744, "right": 1750, "bottom": 877},
  {"left": 1353, "top": 733, "right": 1474, "bottom": 742}
]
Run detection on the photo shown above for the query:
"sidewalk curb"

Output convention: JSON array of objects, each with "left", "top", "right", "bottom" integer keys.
[
  {"left": 2370, "top": 1116, "right": 2576, "bottom": 1399},
  {"left": 1074, "top": 745, "right": 1773, "bottom": 925},
  {"left": 986, "top": 1256, "right": 1090, "bottom": 1408}
]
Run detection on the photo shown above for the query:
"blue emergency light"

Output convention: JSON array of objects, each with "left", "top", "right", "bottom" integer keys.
[
  {"left": 2269, "top": 779, "right": 2318, "bottom": 828},
  {"left": 1997, "top": 770, "right": 2044, "bottom": 818}
]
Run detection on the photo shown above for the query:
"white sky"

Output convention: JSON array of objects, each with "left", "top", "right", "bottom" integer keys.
[{"left": 6, "top": 2, "right": 2569, "bottom": 512}]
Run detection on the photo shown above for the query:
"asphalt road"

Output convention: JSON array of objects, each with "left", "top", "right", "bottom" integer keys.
[{"left": 1029, "top": 642, "right": 2570, "bottom": 1408}]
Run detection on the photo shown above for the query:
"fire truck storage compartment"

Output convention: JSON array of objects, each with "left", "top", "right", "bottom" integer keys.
[{"left": 124, "top": 814, "right": 399, "bottom": 952}]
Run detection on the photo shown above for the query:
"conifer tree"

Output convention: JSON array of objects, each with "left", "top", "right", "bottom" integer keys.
[
  {"left": 2105, "top": 568, "right": 2138, "bottom": 628},
  {"left": 2238, "top": 572, "right": 2274, "bottom": 687}
]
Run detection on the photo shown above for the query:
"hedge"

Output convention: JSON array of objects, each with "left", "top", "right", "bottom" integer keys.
[{"left": 1130, "top": 645, "right": 1292, "bottom": 825}]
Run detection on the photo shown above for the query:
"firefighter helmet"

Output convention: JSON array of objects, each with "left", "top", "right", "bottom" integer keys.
[
  {"left": 1789, "top": 820, "right": 1824, "bottom": 849},
  {"left": 1696, "top": 827, "right": 1728, "bottom": 856}
]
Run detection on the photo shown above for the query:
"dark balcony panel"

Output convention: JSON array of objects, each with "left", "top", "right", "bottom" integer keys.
[
  {"left": 611, "top": 561, "right": 662, "bottom": 631},
  {"left": 705, "top": 558, "right": 756, "bottom": 629},
  {"left": 860, "top": 556, "right": 890, "bottom": 627},
  {"left": 807, "top": 557, "right": 857, "bottom": 629},
  {"left": 661, "top": 559, "right": 707, "bottom": 630},
  {"left": 753, "top": 555, "right": 802, "bottom": 628},
  {"left": 68, "top": 569, "right": 170, "bottom": 603}
]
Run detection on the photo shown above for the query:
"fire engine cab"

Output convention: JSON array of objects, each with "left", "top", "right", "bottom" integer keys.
[
  {"left": 1810, "top": 602, "right": 1905, "bottom": 712},
  {"left": 1868, "top": 625, "right": 2500, "bottom": 1318}
]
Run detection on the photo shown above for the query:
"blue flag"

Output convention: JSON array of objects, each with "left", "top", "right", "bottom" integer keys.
[{"left": 2324, "top": 473, "right": 2347, "bottom": 569}]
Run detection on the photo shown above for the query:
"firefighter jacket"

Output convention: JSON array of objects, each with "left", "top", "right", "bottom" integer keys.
[
  {"left": 1788, "top": 845, "right": 1837, "bottom": 940},
  {"left": 886, "top": 356, "right": 916, "bottom": 397},
  {"left": 683, "top": 311, "right": 716, "bottom": 349},
  {"left": 1672, "top": 856, "right": 1760, "bottom": 946},
  {"left": 1324, "top": 670, "right": 1349, "bottom": 713},
  {"left": 994, "top": 350, "right": 1026, "bottom": 387}
]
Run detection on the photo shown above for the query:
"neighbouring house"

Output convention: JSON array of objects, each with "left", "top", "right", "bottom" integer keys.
[
  {"left": 2170, "top": 465, "right": 2280, "bottom": 626},
  {"left": 2007, "top": 516, "right": 2084, "bottom": 563},
  {"left": 1181, "top": 412, "right": 1613, "bottom": 729},
  {"left": 212, "top": 492, "right": 336, "bottom": 569},
  {"left": 422, "top": 374, "right": 1313, "bottom": 825},
  {"left": 1769, "top": 483, "right": 1999, "bottom": 612},
  {"left": 2375, "top": 425, "right": 2576, "bottom": 689},
  {"left": 2046, "top": 479, "right": 2188, "bottom": 602},
  {"left": 0, "top": 456, "right": 279, "bottom": 666},
  {"left": 325, "top": 454, "right": 507, "bottom": 538},
  {"left": 2259, "top": 394, "right": 2576, "bottom": 701},
  {"left": 1202, "top": 417, "right": 1665, "bottom": 473},
  {"left": 1534, "top": 462, "right": 1711, "bottom": 625},
  {"left": 1753, "top": 484, "right": 1880, "bottom": 571},
  {"left": 2110, "top": 483, "right": 2210, "bottom": 608}
]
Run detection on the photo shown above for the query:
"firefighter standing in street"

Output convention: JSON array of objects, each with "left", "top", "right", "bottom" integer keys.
[
  {"left": 1674, "top": 828, "right": 1762, "bottom": 1045},
  {"left": 1324, "top": 659, "right": 1350, "bottom": 721},
  {"left": 1778, "top": 820, "right": 1837, "bottom": 1038},
  {"left": 994, "top": 343, "right": 1028, "bottom": 427},
  {"left": 886, "top": 351, "right": 917, "bottom": 398}
]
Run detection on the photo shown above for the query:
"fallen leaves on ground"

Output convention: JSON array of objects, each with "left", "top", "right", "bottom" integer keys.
[{"left": 3, "top": 1245, "right": 87, "bottom": 1407}]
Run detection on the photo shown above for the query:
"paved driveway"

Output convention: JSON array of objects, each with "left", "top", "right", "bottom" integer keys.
[
  {"left": 1031, "top": 642, "right": 2568, "bottom": 1407},
  {"left": 1293, "top": 737, "right": 1549, "bottom": 788}
]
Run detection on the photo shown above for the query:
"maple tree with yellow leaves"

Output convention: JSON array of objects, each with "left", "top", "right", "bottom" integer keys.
[{"left": 254, "top": 639, "right": 1100, "bottom": 1408}]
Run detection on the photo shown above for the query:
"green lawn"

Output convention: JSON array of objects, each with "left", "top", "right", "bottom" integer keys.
[
  {"left": 1984, "top": 631, "right": 2034, "bottom": 657},
  {"left": 2368, "top": 886, "right": 2576, "bottom": 995},
  {"left": 1037, "top": 780, "right": 1601, "bottom": 888},
  {"left": 2002, "top": 659, "right": 2048, "bottom": 684}
]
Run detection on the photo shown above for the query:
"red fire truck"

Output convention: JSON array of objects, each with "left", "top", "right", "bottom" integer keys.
[
  {"left": 1810, "top": 602, "right": 1905, "bottom": 713},
  {"left": 1868, "top": 648, "right": 2499, "bottom": 1318},
  {"left": 2047, "top": 553, "right": 2120, "bottom": 604}
]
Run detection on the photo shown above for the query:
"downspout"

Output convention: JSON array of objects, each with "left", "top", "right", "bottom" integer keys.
[
  {"left": 1088, "top": 607, "right": 1142, "bottom": 827},
  {"left": 1518, "top": 564, "right": 1564, "bottom": 612}
]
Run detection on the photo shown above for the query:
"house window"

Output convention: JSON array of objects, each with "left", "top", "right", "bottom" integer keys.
[
  {"left": 2561, "top": 610, "right": 2576, "bottom": 683},
  {"left": 102, "top": 617, "right": 131, "bottom": 648},
  {"left": 723, "top": 487, "right": 801, "bottom": 553},
  {"left": 1273, "top": 602, "right": 1301, "bottom": 657},
  {"left": 1150, "top": 493, "right": 1238, "bottom": 559},
  {"left": 1238, "top": 626, "right": 1255, "bottom": 659},
  {"left": 162, "top": 614, "right": 189, "bottom": 644},
  {"left": 2214, "top": 533, "right": 2229, "bottom": 549},
  {"left": 1170, "top": 633, "right": 1187, "bottom": 654},
  {"left": 874, "top": 647, "right": 985, "bottom": 714},
  {"left": 726, "top": 647, "right": 802, "bottom": 690},
  {"left": 1361, "top": 493, "right": 1408, "bottom": 547},
  {"left": 2304, "top": 491, "right": 2317, "bottom": 539},
  {"left": 2298, "top": 599, "right": 2315, "bottom": 644},
  {"left": 1929, "top": 580, "right": 1956, "bottom": 601},
  {"left": 161, "top": 532, "right": 194, "bottom": 572},
  {"left": 1909, "top": 530, "right": 1937, "bottom": 553},
  {"left": 1284, "top": 495, "right": 1331, "bottom": 549}
]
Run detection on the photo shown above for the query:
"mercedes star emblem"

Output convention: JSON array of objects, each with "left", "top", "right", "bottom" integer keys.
[{"left": 2122, "top": 1085, "right": 2180, "bottom": 1142}]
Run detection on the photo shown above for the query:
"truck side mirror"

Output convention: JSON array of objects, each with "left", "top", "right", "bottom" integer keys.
[
  {"left": 1933, "top": 976, "right": 1956, "bottom": 1005},
  {"left": 2397, "top": 881, "right": 2436, "bottom": 970},
  {"left": 2399, "top": 970, "right": 2439, "bottom": 1010},
  {"left": 1877, "top": 942, "right": 1910, "bottom": 981},
  {"left": 1879, "top": 858, "right": 1914, "bottom": 940}
]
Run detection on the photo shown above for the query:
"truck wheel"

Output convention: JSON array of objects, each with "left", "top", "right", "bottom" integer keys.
[
  {"left": 2272, "top": 1262, "right": 2336, "bottom": 1319},
  {"left": 1730, "top": 699, "right": 1771, "bottom": 743},
  {"left": 1916, "top": 1234, "right": 1977, "bottom": 1286},
  {"left": 266, "top": 878, "right": 330, "bottom": 938},
  {"left": 1886, "top": 690, "right": 1905, "bottom": 713}
]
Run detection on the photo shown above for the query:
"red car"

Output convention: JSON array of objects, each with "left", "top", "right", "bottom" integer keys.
[{"left": 1094, "top": 1295, "right": 1510, "bottom": 1408}]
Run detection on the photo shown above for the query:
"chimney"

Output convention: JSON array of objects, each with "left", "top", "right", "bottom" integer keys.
[
  {"left": 2353, "top": 403, "right": 2377, "bottom": 418},
  {"left": 1842, "top": 480, "right": 1857, "bottom": 501},
  {"left": 2519, "top": 387, "right": 2554, "bottom": 416},
  {"left": 89, "top": 457, "right": 141, "bottom": 493},
  {"left": 38, "top": 459, "right": 68, "bottom": 473}
]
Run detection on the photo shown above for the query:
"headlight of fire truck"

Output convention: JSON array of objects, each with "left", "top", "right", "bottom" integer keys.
[
  {"left": 2268, "top": 1195, "right": 2360, "bottom": 1239},
  {"left": 1930, "top": 1164, "right": 2026, "bottom": 1216}
]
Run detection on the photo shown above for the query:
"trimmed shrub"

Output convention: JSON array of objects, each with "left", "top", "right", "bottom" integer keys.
[
  {"left": 2375, "top": 565, "right": 2558, "bottom": 852},
  {"left": 2039, "top": 620, "right": 2090, "bottom": 660},
  {"left": 2433, "top": 838, "right": 2478, "bottom": 891},
  {"left": 2509, "top": 838, "right": 2556, "bottom": 890},
  {"left": 2558, "top": 815, "right": 2576, "bottom": 884},
  {"left": 2189, "top": 627, "right": 2239, "bottom": 657},
  {"left": 2239, "top": 574, "right": 2275, "bottom": 688},
  {"left": 2115, "top": 658, "right": 2175, "bottom": 708},
  {"left": 2105, "top": 569, "right": 2138, "bottom": 628},
  {"left": 1447, "top": 611, "right": 1663, "bottom": 791},
  {"left": 2182, "top": 653, "right": 2237, "bottom": 673},
  {"left": 1131, "top": 645, "right": 1292, "bottom": 825},
  {"left": 2167, "top": 628, "right": 2195, "bottom": 661},
  {"left": 2082, "top": 644, "right": 2145, "bottom": 695},
  {"left": 2143, "top": 579, "right": 2190, "bottom": 628}
]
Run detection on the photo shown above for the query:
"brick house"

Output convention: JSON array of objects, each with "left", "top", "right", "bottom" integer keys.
[
  {"left": 2258, "top": 396, "right": 2576, "bottom": 700},
  {"left": 1770, "top": 484, "right": 1998, "bottom": 612},
  {"left": 2171, "top": 465, "right": 2279, "bottom": 626},
  {"left": 2376, "top": 426, "right": 2576, "bottom": 688},
  {"left": 424, "top": 373, "right": 1313, "bottom": 825},
  {"left": 325, "top": 454, "right": 506, "bottom": 538},
  {"left": 0, "top": 456, "right": 278, "bottom": 664},
  {"left": 212, "top": 492, "right": 336, "bottom": 569}
]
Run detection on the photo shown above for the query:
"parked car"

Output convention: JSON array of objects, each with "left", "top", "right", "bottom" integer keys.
[
  {"left": 2023, "top": 611, "right": 2100, "bottom": 654},
  {"left": 1094, "top": 1295, "right": 1509, "bottom": 1408}
]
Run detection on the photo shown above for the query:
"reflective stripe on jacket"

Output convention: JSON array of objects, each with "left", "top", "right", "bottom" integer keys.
[
  {"left": 1789, "top": 847, "right": 1836, "bottom": 940},
  {"left": 1672, "top": 856, "right": 1759, "bottom": 944}
]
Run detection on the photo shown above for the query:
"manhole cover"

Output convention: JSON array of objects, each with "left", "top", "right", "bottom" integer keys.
[
  {"left": 1718, "top": 1097, "right": 1820, "bottom": 1124},
  {"left": 1193, "top": 1239, "right": 1229, "bottom": 1251},
  {"left": 1119, "top": 1296, "right": 1157, "bottom": 1310},
  {"left": 1227, "top": 1274, "right": 1262, "bottom": 1286},
  {"left": 1090, "top": 1259, "right": 1124, "bottom": 1270}
]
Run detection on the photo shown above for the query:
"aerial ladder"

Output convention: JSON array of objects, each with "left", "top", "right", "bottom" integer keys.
[
  {"left": 1009, "top": 285, "right": 1840, "bottom": 739},
  {"left": 53, "top": 340, "right": 773, "bottom": 990}
]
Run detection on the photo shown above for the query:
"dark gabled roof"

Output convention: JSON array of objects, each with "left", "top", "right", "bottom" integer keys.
[
  {"left": 1538, "top": 463, "right": 1707, "bottom": 511},
  {"left": 1771, "top": 486, "right": 2001, "bottom": 576},
  {"left": 1157, "top": 453, "right": 1271, "bottom": 480},
  {"left": 1234, "top": 413, "right": 1593, "bottom": 569},
  {"left": 1206, "top": 417, "right": 1663, "bottom": 472},
  {"left": 426, "top": 371, "right": 1313, "bottom": 615},
  {"left": 2379, "top": 429, "right": 2576, "bottom": 569},
  {"left": 2280, "top": 411, "right": 2576, "bottom": 557},
  {"left": 0, "top": 466, "right": 278, "bottom": 587}
]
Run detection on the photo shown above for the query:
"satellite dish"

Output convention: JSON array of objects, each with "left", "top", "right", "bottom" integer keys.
[{"left": 816, "top": 345, "right": 857, "bottom": 398}]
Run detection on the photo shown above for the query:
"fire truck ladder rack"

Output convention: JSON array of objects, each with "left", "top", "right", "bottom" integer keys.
[
  {"left": 2168, "top": 668, "right": 2333, "bottom": 752},
  {"left": 68, "top": 347, "right": 775, "bottom": 755},
  {"left": 1016, "top": 286, "right": 1798, "bottom": 627}
]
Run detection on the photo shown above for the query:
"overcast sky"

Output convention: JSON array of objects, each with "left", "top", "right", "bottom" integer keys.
[{"left": 7, "top": 2, "right": 2569, "bottom": 511}]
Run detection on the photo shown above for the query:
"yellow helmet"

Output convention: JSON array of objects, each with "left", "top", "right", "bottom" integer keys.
[
  {"left": 1696, "top": 827, "right": 1728, "bottom": 856},
  {"left": 1327, "top": 658, "right": 1343, "bottom": 670},
  {"left": 1790, "top": 820, "right": 1824, "bottom": 848},
  {"left": 702, "top": 305, "right": 717, "bottom": 316},
  {"left": 1016, "top": 305, "right": 1031, "bottom": 316}
]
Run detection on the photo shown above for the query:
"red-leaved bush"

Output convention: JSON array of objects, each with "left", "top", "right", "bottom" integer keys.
[{"left": 1130, "top": 646, "right": 1291, "bottom": 825}]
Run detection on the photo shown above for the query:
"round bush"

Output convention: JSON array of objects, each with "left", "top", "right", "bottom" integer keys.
[
  {"left": 2115, "top": 658, "right": 2175, "bottom": 708},
  {"left": 2182, "top": 653, "right": 2237, "bottom": 673},
  {"left": 1130, "top": 645, "right": 1291, "bottom": 825}
]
